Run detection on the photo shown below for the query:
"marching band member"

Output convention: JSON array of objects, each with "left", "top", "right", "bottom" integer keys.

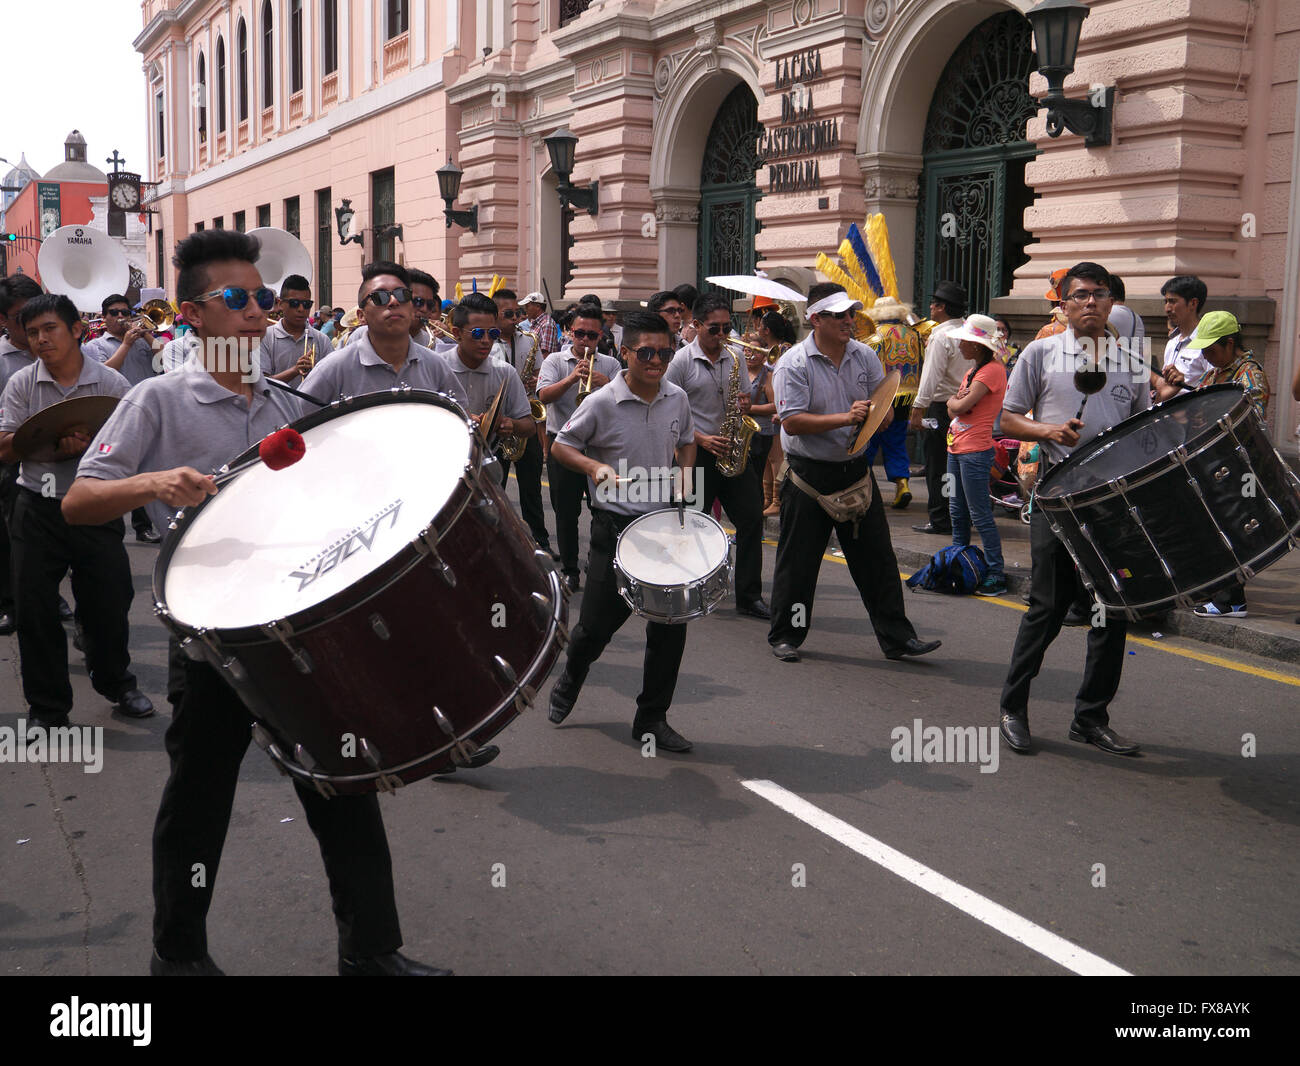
[
  {"left": 260, "top": 274, "right": 332, "bottom": 385},
  {"left": 408, "top": 268, "right": 441, "bottom": 348},
  {"left": 0, "top": 276, "right": 42, "bottom": 636},
  {"left": 82, "top": 293, "right": 158, "bottom": 385},
  {"left": 547, "top": 311, "right": 698, "bottom": 752},
  {"left": 299, "top": 261, "right": 458, "bottom": 403},
  {"left": 438, "top": 292, "right": 535, "bottom": 444},
  {"left": 997, "top": 262, "right": 1148, "bottom": 757},
  {"left": 491, "top": 288, "right": 554, "bottom": 557},
  {"left": 647, "top": 290, "right": 688, "bottom": 350},
  {"left": 536, "top": 303, "right": 622, "bottom": 592},
  {"left": 63, "top": 229, "right": 448, "bottom": 976},
  {"left": 0, "top": 293, "right": 153, "bottom": 725},
  {"left": 665, "top": 292, "right": 770, "bottom": 620},
  {"left": 768, "top": 283, "right": 941, "bottom": 664}
]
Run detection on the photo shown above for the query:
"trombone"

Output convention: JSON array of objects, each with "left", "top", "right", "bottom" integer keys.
[
  {"left": 723, "top": 336, "right": 785, "bottom": 364},
  {"left": 133, "top": 298, "right": 177, "bottom": 335}
]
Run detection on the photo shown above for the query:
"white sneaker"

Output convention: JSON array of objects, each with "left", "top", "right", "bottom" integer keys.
[{"left": 1192, "top": 603, "right": 1247, "bottom": 618}]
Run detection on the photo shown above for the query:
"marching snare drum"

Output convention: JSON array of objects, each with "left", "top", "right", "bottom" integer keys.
[
  {"left": 1035, "top": 384, "right": 1300, "bottom": 620},
  {"left": 613, "top": 508, "right": 733, "bottom": 623},
  {"left": 153, "top": 390, "right": 569, "bottom": 795}
]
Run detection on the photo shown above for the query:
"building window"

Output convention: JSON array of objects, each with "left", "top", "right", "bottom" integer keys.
[
  {"left": 285, "top": 196, "right": 301, "bottom": 238},
  {"left": 316, "top": 187, "right": 333, "bottom": 308},
  {"left": 322, "top": 0, "right": 338, "bottom": 75},
  {"left": 196, "top": 53, "right": 207, "bottom": 142},
  {"left": 195, "top": 221, "right": 205, "bottom": 231},
  {"left": 262, "top": 1, "right": 274, "bottom": 108},
  {"left": 214, "top": 216, "right": 224, "bottom": 229},
  {"left": 290, "top": 0, "right": 303, "bottom": 94},
  {"left": 233, "top": 210, "right": 246, "bottom": 232},
  {"left": 386, "top": 0, "right": 408, "bottom": 40},
  {"left": 217, "top": 38, "right": 227, "bottom": 133},
  {"left": 559, "top": 0, "right": 591, "bottom": 27},
  {"left": 257, "top": 203, "right": 271, "bottom": 228},
  {"left": 156, "top": 229, "right": 165, "bottom": 288},
  {"left": 372, "top": 167, "right": 395, "bottom": 260},
  {"left": 237, "top": 18, "right": 249, "bottom": 122},
  {"left": 155, "top": 90, "right": 166, "bottom": 157}
]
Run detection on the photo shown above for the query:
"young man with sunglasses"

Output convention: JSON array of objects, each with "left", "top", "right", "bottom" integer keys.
[
  {"left": 0, "top": 293, "right": 153, "bottom": 727},
  {"left": 64, "top": 229, "right": 448, "bottom": 977},
  {"left": 537, "top": 303, "right": 623, "bottom": 592},
  {"left": 647, "top": 290, "right": 687, "bottom": 350},
  {"left": 439, "top": 292, "right": 535, "bottom": 447},
  {"left": 300, "top": 261, "right": 457, "bottom": 403},
  {"left": 997, "top": 262, "right": 1149, "bottom": 758},
  {"left": 768, "top": 283, "right": 941, "bottom": 666},
  {"left": 408, "top": 268, "right": 441, "bottom": 348},
  {"left": 548, "top": 311, "right": 698, "bottom": 751},
  {"left": 665, "top": 292, "right": 770, "bottom": 619},
  {"left": 260, "top": 274, "right": 333, "bottom": 385},
  {"left": 82, "top": 293, "right": 159, "bottom": 386}
]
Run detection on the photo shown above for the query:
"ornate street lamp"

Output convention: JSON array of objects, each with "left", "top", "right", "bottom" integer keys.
[
  {"left": 436, "top": 159, "right": 478, "bottom": 234},
  {"left": 1027, "top": 0, "right": 1113, "bottom": 147},
  {"left": 335, "top": 198, "right": 362, "bottom": 246},
  {"left": 543, "top": 127, "right": 598, "bottom": 216}
]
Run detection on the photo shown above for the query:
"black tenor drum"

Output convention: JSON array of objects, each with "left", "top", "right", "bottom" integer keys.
[
  {"left": 153, "top": 389, "right": 569, "bottom": 795},
  {"left": 1035, "top": 384, "right": 1300, "bottom": 620}
]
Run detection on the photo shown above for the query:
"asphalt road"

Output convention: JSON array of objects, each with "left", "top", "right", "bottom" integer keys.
[{"left": 2, "top": 474, "right": 1297, "bottom": 977}]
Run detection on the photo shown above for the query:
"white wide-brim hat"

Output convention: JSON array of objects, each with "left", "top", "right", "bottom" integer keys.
[{"left": 953, "top": 313, "right": 1000, "bottom": 353}]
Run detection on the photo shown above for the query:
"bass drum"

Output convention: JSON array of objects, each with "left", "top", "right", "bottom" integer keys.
[
  {"left": 153, "top": 389, "right": 569, "bottom": 795},
  {"left": 1035, "top": 383, "right": 1300, "bottom": 620}
]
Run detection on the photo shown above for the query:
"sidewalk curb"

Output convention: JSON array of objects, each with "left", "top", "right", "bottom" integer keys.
[{"left": 762, "top": 516, "right": 1300, "bottom": 667}]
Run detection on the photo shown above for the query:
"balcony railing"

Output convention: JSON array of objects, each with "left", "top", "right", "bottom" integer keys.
[
  {"left": 198, "top": 143, "right": 208, "bottom": 168},
  {"left": 560, "top": 0, "right": 592, "bottom": 26},
  {"left": 260, "top": 106, "right": 274, "bottom": 138},
  {"left": 216, "top": 132, "right": 227, "bottom": 157},
  {"left": 237, "top": 121, "right": 249, "bottom": 150},
  {"left": 321, "top": 71, "right": 338, "bottom": 109},
  {"left": 289, "top": 91, "right": 304, "bottom": 125},
  {"left": 383, "top": 32, "right": 409, "bottom": 78}
]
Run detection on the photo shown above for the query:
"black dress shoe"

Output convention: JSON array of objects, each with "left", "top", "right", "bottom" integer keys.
[
  {"left": 1062, "top": 605, "right": 1090, "bottom": 627},
  {"left": 771, "top": 642, "right": 800, "bottom": 662},
  {"left": 1068, "top": 722, "right": 1141, "bottom": 756},
  {"left": 431, "top": 744, "right": 500, "bottom": 774},
  {"left": 135, "top": 527, "right": 163, "bottom": 544},
  {"left": 0, "top": 612, "right": 14, "bottom": 636},
  {"left": 58, "top": 598, "right": 74, "bottom": 622},
  {"left": 150, "top": 951, "right": 225, "bottom": 976},
  {"left": 1000, "top": 713, "right": 1032, "bottom": 753},
  {"left": 339, "top": 950, "right": 452, "bottom": 976},
  {"left": 565, "top": 573, "right": 581, "bottom": 593},
  {"left": 30, "top": 712, "right": 71, "bottom": 729},
  {"left": 548, "top": 674, "right": 579, "bottom": 724},
  {"left": 911, "top": 523, "right": 952, "bottom": 535},
  {"left": 633, "top": 720, "right": 693, "bottom": 752},
  {"left": 737, "top": 598, "right": 771, "bottom": 620},
  {"left": 114, "top": 689, "right": 155, "bottom": 719},
  {"left": 884, "top": 638, "right": 942, "bottom": 660}
]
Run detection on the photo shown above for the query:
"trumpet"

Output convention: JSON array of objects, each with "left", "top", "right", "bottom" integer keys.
[{"left": 575, "top": 350, "right": 598, "bottom": 404}]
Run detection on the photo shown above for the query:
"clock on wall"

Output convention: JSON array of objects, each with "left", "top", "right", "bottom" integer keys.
[{"left": 108, "top": 172, "right": 141, "bottom": 211}]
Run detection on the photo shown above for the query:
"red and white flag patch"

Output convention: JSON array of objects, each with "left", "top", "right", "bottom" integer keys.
[{"left": 97, "top": 442, "right": 114, "bottom": 455}]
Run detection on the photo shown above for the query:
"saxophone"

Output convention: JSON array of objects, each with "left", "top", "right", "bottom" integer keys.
[
  {"left": 714, "top": 345, "right": 762, "bottom": 478},
  {"left": 499, "top": 332, "right": 546, "bottom": 462}
]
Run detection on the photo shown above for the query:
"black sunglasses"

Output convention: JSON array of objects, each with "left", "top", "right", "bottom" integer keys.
[
  {"left": 624, "top": 345, "right": 674, "bottom": 364},
  {"left": 816, "top": 309, "right": 851, "bottom": 320},
  {"left": 364, "top": 287, "right": 413, "bottom": 307},
  {"left": 700, "top": 322, "right": 728, "bottom": 335},
  {"left": 283, "top": 298, "right": 313, "bottom": 310},
  {"left": 411, "top": 296, "right": 437, "bottom": 309},
  {"left": 193, "top": 286, "right": 277, "bottom": 311},
  {"left": 104, "top": 307, "right": 131, "bottom": 317},
  {"left": 572, "top": 328, "right": 601, "bottom": 341}
]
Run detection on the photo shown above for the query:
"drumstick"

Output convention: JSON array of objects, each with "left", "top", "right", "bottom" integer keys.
[
  {"left": 213, "top": 427, "right": 306, "bottom": 486},
  {"left": 263, "top": 376, "right": 330, "bottom": 408}
]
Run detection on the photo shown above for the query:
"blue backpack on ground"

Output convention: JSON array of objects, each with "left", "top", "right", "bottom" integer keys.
[{"left": 906, "top": 545, "right": 988, "bottom": 595}]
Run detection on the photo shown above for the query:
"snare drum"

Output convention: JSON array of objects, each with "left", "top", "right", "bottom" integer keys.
[
  {"left": 613, "top": 508, "right": 732, "bottom": 623},
  {"left": 153, "top": 390, "right": 569, "bottom": 795},
  {"left": 1036, "top": 384, "right": 1300, "bottom": 620}
]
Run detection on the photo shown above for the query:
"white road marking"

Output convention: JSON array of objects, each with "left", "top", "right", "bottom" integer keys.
[{"left": 742, "top": 779, "right": 1131, "bottom": 976}]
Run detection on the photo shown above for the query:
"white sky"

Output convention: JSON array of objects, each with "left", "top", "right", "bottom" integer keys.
[{"left": 2, "top": 2, "right": 148, "bottom": 179}]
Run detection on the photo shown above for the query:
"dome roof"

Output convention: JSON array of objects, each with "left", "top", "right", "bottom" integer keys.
[
  {"left": 43, "top": 159, "right": 108, "bottom": 182},
  {"left": 2, "top": 152, "right": 40, "bottom": 190}
]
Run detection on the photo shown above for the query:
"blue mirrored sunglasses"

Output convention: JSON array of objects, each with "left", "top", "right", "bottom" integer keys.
[{"left": 193, "top": 286, "right": 277, "bottom": 312}]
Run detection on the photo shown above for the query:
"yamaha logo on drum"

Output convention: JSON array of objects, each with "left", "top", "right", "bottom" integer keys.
[{"left": 289, "top": 499, "right": 403, "bottom": 591}]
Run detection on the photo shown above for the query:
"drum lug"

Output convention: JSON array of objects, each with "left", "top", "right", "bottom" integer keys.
[
  {"left": 431, "top": 705, "right": 480, "bottom": 768},
  {"left": 554, "top": 620, "right": 570, "bottom": 650},
  {"left": 415, "top": 528, "right": 457, "bottom": 586},
  {"left": 475, "top": 495, "right": 501, "bottom": 529},
  {"left": 261, "top": 619, "right": 314, "bottom": 674},
  {"left": 369, "top": 612, "right": 391, "bottom": 640},
  {"left": 516, "top": 684, "right": 537, "bottom": 713},
  {"left": 251, "top": 723, "right": 292, "bottom": 778},
  {"left": 358, "top": 737, "right": 404, "bottom": 794},
  {"left": 493, "top": 655, "right": 518, "bottom": 687},
  {"left": 530, "top": 591, "right": 551, "bottom": 626}
]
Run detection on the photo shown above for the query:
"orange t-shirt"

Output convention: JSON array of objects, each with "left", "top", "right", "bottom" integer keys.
[{"left": 948, "top": 360, "right": 1007, "bottom": 454}]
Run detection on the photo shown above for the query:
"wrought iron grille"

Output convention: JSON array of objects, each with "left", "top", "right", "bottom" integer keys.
[
  {"left": 560, "top": 0, "right": 592, "bottom": 28},
  {"left": 316, "top": 188, "right": 332, "bottom": 308},
  {"left": 697, "top": 84, "right": 763, "bottom": 307}
]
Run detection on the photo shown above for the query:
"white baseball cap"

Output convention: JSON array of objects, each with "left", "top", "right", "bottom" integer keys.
[
  {"left": 521, "top": 291, "right": 546, "bottom": 307},
  {"left": 805, "top": 291, "right": 864, "bottom": 320}
]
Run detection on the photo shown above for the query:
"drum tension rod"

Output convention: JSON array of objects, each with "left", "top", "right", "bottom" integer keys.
[
  {"left": 415, "top": 528, "right": 457, "bottom": 586},
  {"left": 359, "top": 737, "right": 404, "bottom": 793},
  {"left": 261, "top": 619, "right": 314, "bottom": 674},
  {"left": 431, "top": 705, "right": 480, "bottom": 767}
]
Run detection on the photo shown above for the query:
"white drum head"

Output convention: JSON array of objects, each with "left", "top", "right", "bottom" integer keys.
[
  {"left": 616, "top": 509, "right": 729, "bottom": 586},
  {"left": 163, "top": 401, "right": 471, "bottom": 629}
]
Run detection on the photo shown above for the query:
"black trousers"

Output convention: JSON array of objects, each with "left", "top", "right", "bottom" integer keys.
[
  {"left": 922, "top": 401, "right": 953, "bottom": 529},
  {"left": 748, "top": 433, "right": 775, "bottom": 482},
  {"left": 561, "top": 508, "right": 688, "bottom": 726},
  {"left": 1000, "top": 506, "right": 1128, "bottom": 729},
  {"left": 547, "top": 434, "right": 589, "bottom": 578},
  {"left": 131, "top": 506, "right": 153, "bottom": 534},
  {"left": 10, "top": 488, "right": 135, "bottom": 720},
  {"left": 498, "top": 433, "right": 551, "bottom": 549},
  {"left": 154, "top": 643, "right": 403, "bottom": 961},
  {"left": 0, "top": 463, "right": 17, "bottom": 615},
  {"left": 698, "top": 448, "right": 765, "bottom": 605},
  {"left": 768, "top": 455, "right": 918, "bottom": 654}
]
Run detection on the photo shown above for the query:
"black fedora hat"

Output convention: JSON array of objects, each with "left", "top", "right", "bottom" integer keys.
[{"left": 932, "top": 280, "right": 967, "bottom": 309}]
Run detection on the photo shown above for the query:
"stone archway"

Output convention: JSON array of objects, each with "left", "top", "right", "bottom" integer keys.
[{"left": 650, "top": 47, "right": 764, "bottom": 290}]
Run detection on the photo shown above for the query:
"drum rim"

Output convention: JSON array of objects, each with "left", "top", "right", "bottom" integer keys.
[
  {"left": 1037, "top": 383, "right": 1251, "bottom": 505},
  {"left": 612, "top": 506, "right": 731, "bottom": 589},
  {"left": 613, "top": 508, "right": 734, "bottom": 621},
  {"left": 152, "top": 388, "right": 478, "bottom": 643}
]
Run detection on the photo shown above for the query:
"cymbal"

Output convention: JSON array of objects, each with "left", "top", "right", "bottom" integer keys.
[
  {"left": 11, "top": 395, "right": 121, "bottom": 462},
  {"left": 479, "top": 381, "right": 507, "bottom": 446},
  {"left": 849, "top": 369, "right": 901, "bottom": 455}
]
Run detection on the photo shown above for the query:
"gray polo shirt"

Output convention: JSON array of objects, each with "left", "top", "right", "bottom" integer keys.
[
  {"left": 537, "top": 346, "right": 623, "bottom": 431},
  {"left": 81, "top": 333, "right": 158, "bottom": 385},
  {"left": 1003, "top": 327, "right": 1151, "bottom": 465},
  {"left": 299, "top": 333, "right": 458, "bottom": 405},
  {"left": 0, "top": 355, "right": 130, "bottom": 498},
  {"left": 0, "top": 340, "right": 35, "bottom": 394},
  {"left": 664, "top": 337, "right": 751, "bottom": 437},
  {"left": 554, "top": 370, "right": 695, "bottom": 517},
  {"left": 437, "top": 347, "right": 531, "bottom": 420},
  {"left": 491, "top": 331, "right": 535, "bottom": 372},
  {"left": 258, "top": 320, "right": 334, "bottom": 382},
  {"left": 77, "top": 354, "right": 303, "bottom": 535},
  {"left": 773, "top": 336, "right": 886, "bottom": 461}
]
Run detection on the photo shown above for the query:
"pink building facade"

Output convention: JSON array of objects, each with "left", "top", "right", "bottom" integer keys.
[{"left": 137, "top": 0, "right": 1300, "bottom": 451}]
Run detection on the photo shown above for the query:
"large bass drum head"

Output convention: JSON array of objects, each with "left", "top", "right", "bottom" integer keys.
[
  {"left": 1040, "top": 384, "right": 1243, "bottom": 499},
  {"left": 162, "top": 396, "right": 471, "bottom": 631}
]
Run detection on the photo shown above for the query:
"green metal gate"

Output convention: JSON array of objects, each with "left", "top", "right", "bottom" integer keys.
[{"left": 697, "top": 84, "right": 763, "bottom": 299}]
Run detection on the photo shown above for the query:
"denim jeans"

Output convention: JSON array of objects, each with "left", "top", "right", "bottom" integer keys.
[{"left": 947, "top": 448, "right": 1004, "bottom": 579}]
